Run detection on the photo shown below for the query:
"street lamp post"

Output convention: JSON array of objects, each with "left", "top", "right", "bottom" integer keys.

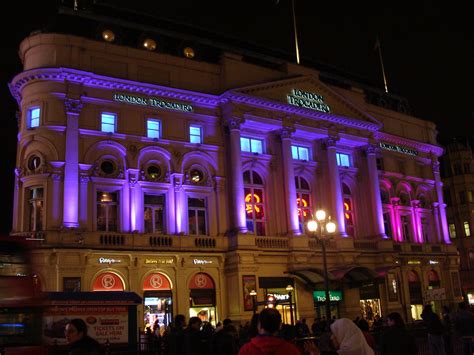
[
  {"left": 249, "top": 289, "right": 257, "bottom": 315},
  {"left": 307, "top": 209, "right": 336, "bottom": 321},
  {"left": 286, "top": 284, "right": 294, "bottom": 326}
]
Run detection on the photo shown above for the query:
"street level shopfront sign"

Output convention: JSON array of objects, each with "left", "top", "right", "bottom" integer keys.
[
  {"left": 193, "top": 259, "right": 213, "bottom": 265},
  {"left": 98, "top": 257, "right": 122, "bottom": 264},
  {"left": 113, "top": 92, "right": 193, "bottom": 112},
  {"left": 287, "top": 89, "right": 331, "bottom": 113},
  {"left": 313, "top": 290, "right": 343, "bottom": 302},
  {"left": 379, "top": 142, "right": 418, "bottom": 156}
]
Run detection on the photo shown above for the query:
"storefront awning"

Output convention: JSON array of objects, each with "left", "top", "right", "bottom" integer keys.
[{"left": 286, "top": 268, "right": 337, "bottom": 287}]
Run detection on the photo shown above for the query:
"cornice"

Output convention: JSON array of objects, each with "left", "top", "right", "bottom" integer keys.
[
  {"left": 221, "top": 92, "right": 381, "bottom": 132},
  {"left": 375, "top": 132, "right": 444, "bottom": 156},
  {"left": 9, "top": 67, "right": 221, "bottom": 108}
]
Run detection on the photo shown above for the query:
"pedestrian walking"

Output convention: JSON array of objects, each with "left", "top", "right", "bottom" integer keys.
[
  {"left": 421, "top": 304, "right": 445, "bottom": 355},
  {"left": 379, "top": 312, "right": 417, "bottom": 355},
  {"left": 64, "top": 318, "right": 101, "bottom": 355}
]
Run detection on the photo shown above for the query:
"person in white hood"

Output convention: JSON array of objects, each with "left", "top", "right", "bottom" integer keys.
[{"left": 329, "top": 318, "right": 374, "bottom": 355}]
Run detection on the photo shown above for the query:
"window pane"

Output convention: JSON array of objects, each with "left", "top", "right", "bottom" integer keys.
[
  {"left": 240, "top": 137, "right": 250, "bottom": 152},
  {"left": 29, "top": 107, "right": 40, "bottom": 128},
  {"left": 464, "top": 222, "right": 471, "bottom": 237},
  {"left": 147, "top": 120, "right": 160, "bottom": 138},
  {"left": 251, "top": 139, "right": 262, "bottom": 154},
  {"left": 298, "top": 147, "right": 309, "bottom": 160},
  {"left": 101, "top": 113, "right": 116, "bottom": 133},
  {"left": 97, "top": 205, "right": 107, "bottom": 231},
  {"left": 189, "top": 126, "right": 201, "bottom": 143},
  {"left": 291, "top": 146, "right": 298, "bottom": 159},
  {"left": 188, "top": 198, "right": 205, "bottom": 208},
  {"left": 256, "top": 221, "right": 265, "bottom": 236},
  {"left": 449, "top": 224, "right": 456, "bottom": 238},
  {"left": 154, "top": 208, "right": 164, "bottom": 233},
  {"left": 108, "top": 205, "right": 117, "bottom": 231},
  {"left": 252, "top": 172, "right": 263, "bottom": 185},
  {"left": 197, "top": 210, "right": 206, "bottom": 235},
  {"left": 145, "top": 194, "right": 164, "bottom": 205},
  {"left": 144, "top": 207, "right": 153, "bottom": 233}
]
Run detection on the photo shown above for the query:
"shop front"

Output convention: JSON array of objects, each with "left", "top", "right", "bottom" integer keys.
[
  {"left": 426, "top": 269, "right": 443, "bottom": 313},
  {"left": 92, "top": 271, "right": 125, "bottom": 291},
  {"left": 313, "top": 290, "right": 342, "bottom": 319},
  {"left": 189, "top": 272, "right": 217, "bottom": 325},
  {"left": 408, "top": 270, "right": 423, "bottom": 320},
  {"left": 143, "top": 272, "right": 173, "bottom": 332},
  {"left": 259, "top": 277, "right": 295, "bottom": 325},
  {"left": 359, "top": 283, "right": 381, "bottom": 323}
]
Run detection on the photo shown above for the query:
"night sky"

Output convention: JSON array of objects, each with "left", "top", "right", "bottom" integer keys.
[{"left": 0, "top": 0, "right": 472, "bottom": 233}]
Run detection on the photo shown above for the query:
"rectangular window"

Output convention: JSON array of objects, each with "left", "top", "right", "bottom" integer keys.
[
  {"left": 28, "top": 107, "right": 40, "bottom": 128},
  {"left": 401, "top": 215, "right": 410, "bottom": 242},
  {"left": 383, "top": 212, "right": 392, "bottom": 238},
  {"left": 97, "top": 191, "right": 118, "bottom": 232},
  {"left": 147, "top": 119, "right": 161, "bottom": 139},
  {"left": 144, "top": 194, "right": 165, "bottom": 234},
  {"left": 421, "top": 217, "right": 429, "bottom": 242},
  {"left": 336, "top": 152, "right": 351, "bottom": 167},
  {"left": 460, "top": 191, "right": 466, "bottom": 204},
  {"left": 291, "top": 145, "right": 309, "bottom": 160},
  {"left": 28, "top": 187, "right": 44, "bottom": 231},
  {"left": 449, "top": 223, "right": 457, "bottom": 238},
  {"left": 468, "top": 191, "right": 473, "bottom": 203},
  {"left": 189, "top": 125, "right": 202, "bottom": 144},
  {"left": 444, "top": 189, "right": 452, "bottom": 206},
  {"left": 188, "top": 197, "right": 207, "bottom": 235},
  {"left": 101, "top": 112, "right": 116, "bottom": 133},
  {"left": 464, "top": 221, "right": 471, "bottom": 237},
  {"left": 240, "top": 137, "right": 263, "bottom": 154}
]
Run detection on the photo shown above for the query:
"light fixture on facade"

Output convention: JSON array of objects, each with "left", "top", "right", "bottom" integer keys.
[
  {"left": 183, "top": 47, "right": 195, "bottom": 59},
  {"left": 143, "top": 38, "right": 157, "bottom": 51},
  {"left": 102, "top": 29, "right": 115, "bottom": 42}
]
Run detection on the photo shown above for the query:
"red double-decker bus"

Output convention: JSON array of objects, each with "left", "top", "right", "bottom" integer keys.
[{"left": 0, "top": 237, "right": 45, "bottom": 354}]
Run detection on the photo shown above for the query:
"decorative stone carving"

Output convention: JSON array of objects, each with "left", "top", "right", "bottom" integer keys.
[
  {"left": 280, "top": 126, "right": 295, "bottom": 139},
  {"left": 64, "top": 98, "right": 83, "bottom": 115}
]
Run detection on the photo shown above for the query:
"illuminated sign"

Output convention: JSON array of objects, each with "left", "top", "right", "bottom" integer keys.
[
  {"left": 379, "top": 142, "right": 418, "bottom": 156},
  {"left": 144, "top": 258, "right": 174, "bottom": 265},
  {"left": 313, "top": 290, "right": 343, "bottom": 302},
  {"left": 193, "top": 259, "right": 213, "bottom": 265},
  {"left": 113, "top": 93, "right": 193, "bottom": 112},
  {"left": 268, "top": 293, "right": 289, "bottom": 301},
  {"left": 296, "top": 197, "right": 309, "bottom": 217},
  {"left": 407, "top": 260, "right": 421, "bottom": 265},
  {"left": 98, "top": 257, "right": 122, "bottom": 264},
  {"left": 245, "top": 193, "right": 261, "bottom": 214},
  {"left": 287, "top": 89, "right": 331, "bottom": 113},
  {"left": 468, "top": 293, "right": 474, "bottom": 305},
  {"left": 429, "top": 260, "right": 439, "bottom": 265}
]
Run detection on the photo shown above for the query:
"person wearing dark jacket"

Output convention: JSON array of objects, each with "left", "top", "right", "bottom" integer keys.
[
  {"left": 380, "top": 312, "right": 417, "bottom": 355},
  {"left": 421, "top": 304, "right": 445, "bottom": 355},
  {"left": 163, "top": 314, "right": 186, "bottom": 355},
  {"left": 238, "top": 308, "right": 300, "bottom": 355},
  {"left": 65, "top": 318, "right": 101, "bottom": 355}
]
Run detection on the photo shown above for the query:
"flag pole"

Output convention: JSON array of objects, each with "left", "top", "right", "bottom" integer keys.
[
  {"left": 375, "top": 36, "right": 389, "bottom": 93},
  {"left": 291, "top": 0, "right": 300, "bottom": 64}
]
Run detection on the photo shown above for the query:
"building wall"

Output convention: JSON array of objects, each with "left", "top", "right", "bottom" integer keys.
[{"left": 10, "top": 32, "right": 461, "bottom": 327}]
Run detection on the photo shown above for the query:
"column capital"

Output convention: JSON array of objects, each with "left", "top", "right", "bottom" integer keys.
[
  {"left": 365, "top": 143, "right": 380, "bottom": 155},
  {"left": 64, "top": 98, "right": 83, "bottom": 115},
  {"left": 280, "top": 126, "right": 295, "bottom": 139},
  {"left": 224, "top": 116, "right": 244, "bottom": 130},
  {"left": 324, "top": 135, "right": 339, "bottom": 148}
]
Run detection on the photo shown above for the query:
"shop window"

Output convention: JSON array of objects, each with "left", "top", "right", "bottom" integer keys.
[
  {"left": 147, "top": 119, "right": 161, "bottom": 139},
  {"left": 464, "top": 221, "right": 471, "bottom": 237},
  {"left": 291, "top": 145, "right": 309, "bottom": 161},
  {"left": 144, "top": 194, "right": 165, "bottom": 234},
  {"left": 189, "top": 125, "right": 202, "bottom": 144},
  {"left": 336, "top": 153, "right": 351, "bottom": 167},
  {"left": 240, "top": 137, "right": 263, "bottom": 154},
  {"left": 101, "top": 112, "right": 116, "bottom": 133},
  {"left": 27, "top": 187, "right": 44, "bottom": 231},
  {"left": 188, "top": 197, "right": 207, "bottom": 235},
  {"left": 244, "top": 170, "right": 265, "bottom": 236},
  {"left": 449, "top": 223, "right": 457, "bottom": 238},
  {"left": 342, "top": 183, "right": 354, "bottom": 236},
  {"left": 27, "top": 106, "right": 40, "bottom": 128},
  {"left": 295, "top": 176, "right": 311, "bottom": 232},
  {"left": 96, "top": 191, "right": 118, "bottom": 232}
]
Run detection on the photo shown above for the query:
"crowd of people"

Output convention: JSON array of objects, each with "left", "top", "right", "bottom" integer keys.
[{"left": 62, "top": 301, "right": 474, "bottom": 355}]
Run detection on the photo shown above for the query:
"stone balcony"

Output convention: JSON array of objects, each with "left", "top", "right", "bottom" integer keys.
[{"left": 10, "top": 231, "right": 457, "bottom": 256}]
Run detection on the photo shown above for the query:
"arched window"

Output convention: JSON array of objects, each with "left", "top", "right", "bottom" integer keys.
[
  {"left": 398, "top": 191, "right": 410, "bottom": 206},
  {"left": 244, "top": 170, "right": 265, "bottom": 236},
  {"left": 295, "top": 176, "right": 311, "bottom": 232},
  {"left": 417, "top": 193, "right": 430, "bottom": 209},
  {"left": 380, "top": 188, "right": 390, "bottom": 204},
  {"left": 342, "top": 183, "right": 354, "bottom": 236}
]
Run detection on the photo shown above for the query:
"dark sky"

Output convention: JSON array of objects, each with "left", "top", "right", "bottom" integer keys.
[{"left": 0, "top": 0, "right": 472, "bottom": 233}]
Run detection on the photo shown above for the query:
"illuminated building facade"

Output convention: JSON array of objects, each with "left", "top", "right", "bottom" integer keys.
[
  {"left": 441, "top": 140, "right": 474, "bottom": 304},
  {"left": 9, "top": 4, "right": 461, "bottom": 328}
]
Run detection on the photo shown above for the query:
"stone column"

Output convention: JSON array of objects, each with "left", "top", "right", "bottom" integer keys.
[
  {"left": 128, "top": 169, "right": 141, "bottom": 232},
  {"left": 432, "top": 202, "right": 442, "bottom": 243},
  {"left": 172, "top": 173, "right": 185, "bottom": 234},
  {"left": 411, "top": 201, "right": 421, "bottom": 243},
  {"left": 214, "top": 176, "right": 227, "bottom": 236},
  {"left": 227, "top": 118, "right": 247, "bottom": 233},
  {"left": 281, "top": 128, "right": 301, "bottom": 235},
  {"left": 12, "top": 168, "right": 22, "bottom": 232},
  {"left": 431, "top": 157, "right": 450, "bottom": 243},
  {"left": 366, "top": 144, "right": 386, "bottom": 238},
  {"left": 79, "top": 174, "right": 89, "bottom": 227},
  {"left": 62, "top": 99, "right": 82, "bottom": 228},
  {"left": 325, "top": 137, "right": 347, "bottom": 236},
  {"left": 390, "top": 197, "right": 401, "bottom": 242}
]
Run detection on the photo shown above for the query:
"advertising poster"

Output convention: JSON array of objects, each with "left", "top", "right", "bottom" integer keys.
[
  {"left": 43, "top": 305, "right": 128, "bottom": 345},
  {"left": 242, "top": 275, "right": 256, "bottom": 311}
]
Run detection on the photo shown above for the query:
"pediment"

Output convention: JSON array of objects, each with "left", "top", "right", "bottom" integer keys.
[{"left": 231, "top": 75, "right": 380, "bottom": 126}]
